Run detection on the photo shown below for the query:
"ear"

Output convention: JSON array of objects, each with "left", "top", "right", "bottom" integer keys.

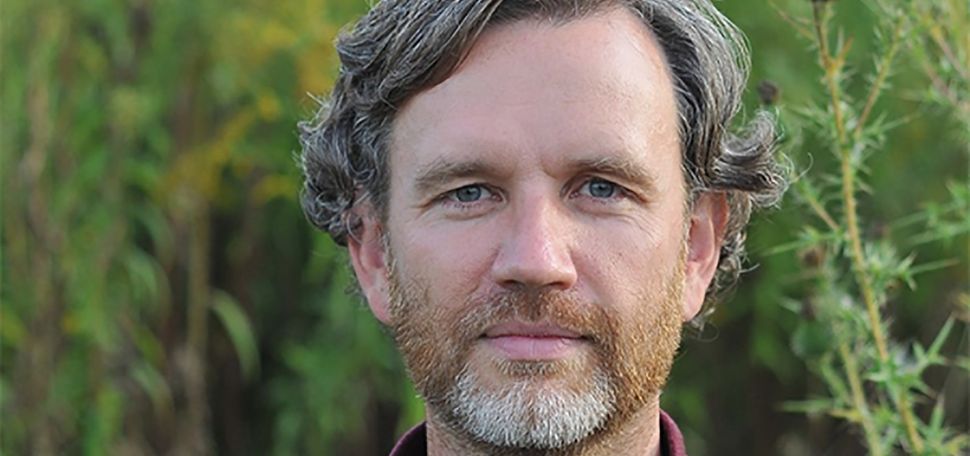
[
  {"left": 346, "top": 204, "right": 393, "bottom": 325},
  {"left": 682, "top": 192, "right": 729, "bottom": 322}
]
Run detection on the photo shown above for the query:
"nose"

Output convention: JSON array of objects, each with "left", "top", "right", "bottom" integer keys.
[{"left": 490, "top": 196, "right": 578, "bottom": 291}]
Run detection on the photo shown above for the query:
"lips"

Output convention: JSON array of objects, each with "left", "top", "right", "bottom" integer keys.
[
  {"left": 483, "top": 321, "right": 583, "bottom": 338},
  {"left": 481, "top": 322, "right": 586, "bottom": 360}
]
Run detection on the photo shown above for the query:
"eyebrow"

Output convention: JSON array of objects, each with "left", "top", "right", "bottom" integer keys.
[
  {"left": 411, "top": 153, "right": 659, "bottom": 197},
  {"left": 568, "top": 156, "right": 658, "bottom": 195},
  {"left": 412, "top": 158, "right": 507, "bottom": 196}
]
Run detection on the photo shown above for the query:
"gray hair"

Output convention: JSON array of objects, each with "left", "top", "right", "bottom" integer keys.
[{"left": 298, "top": 0, "right": 787, "bottom": 324}]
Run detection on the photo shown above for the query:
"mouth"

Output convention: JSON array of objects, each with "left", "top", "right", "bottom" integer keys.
[{"left": 480, "top": 322, "right": 587, "bottom": 360}]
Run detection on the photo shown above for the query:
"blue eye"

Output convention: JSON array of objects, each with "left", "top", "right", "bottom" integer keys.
[
  {"left": 584, "top": 178, "right": 618, "bottom": 198},
  {"left": 452, "top": 185, "right": 488, "bottom": 203}
]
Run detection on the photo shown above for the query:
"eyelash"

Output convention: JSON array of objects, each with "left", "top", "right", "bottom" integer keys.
[
  {"left": 574, "top": 177, "right": 626, "bottom": 201},
  {"left": 438, "top": 184, "right": 500, "bottom": 210},
  {"left": 435, "top": 177, "right": 633, "bottom": 210}
]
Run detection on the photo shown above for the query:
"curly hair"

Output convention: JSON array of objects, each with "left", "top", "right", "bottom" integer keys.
[{"left": 298, "top": 0, "right": 787, "bottom": 326}]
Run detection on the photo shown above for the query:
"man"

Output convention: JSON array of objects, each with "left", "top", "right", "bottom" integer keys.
[{"left": 299, "top": 0, "right": 785, "bottom": 454}]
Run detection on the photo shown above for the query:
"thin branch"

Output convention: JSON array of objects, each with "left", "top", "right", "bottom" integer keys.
[
  {"left": 853, "top": 11, "right": 906, "bottom": 141},
  {"left": 770, "top": 1, "right": 813, "bottom": 41},
  {"left": 839, "top": 343, "right": 884, "bottom": 456},
  {"left": 926, "top": 21, "right": 969, "bottom": 82},
  {"left": 804, "top": 191, "right": 841, "bottom": 232},
  {"left": 812, "top": 2, "right": 848, "bottom": 147},
  {"left": 811, "top": 2, "right": 926, "bottom": 451}
]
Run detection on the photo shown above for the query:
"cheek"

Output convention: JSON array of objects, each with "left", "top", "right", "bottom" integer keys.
[
  {"left": 574, "top": 214, "right": 684, "bottom": 304},
  {"left": 393, "top": 221, "right": 498, "bottom": 307}
]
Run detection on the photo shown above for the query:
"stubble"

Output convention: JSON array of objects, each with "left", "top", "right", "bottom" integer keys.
[{"left": 387, "top": 255, "right": 685, "bottom": 454}]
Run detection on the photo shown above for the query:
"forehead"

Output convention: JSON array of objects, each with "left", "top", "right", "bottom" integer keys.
[{"left": 389, "top": 7, "right": 680, "bottom": 182}]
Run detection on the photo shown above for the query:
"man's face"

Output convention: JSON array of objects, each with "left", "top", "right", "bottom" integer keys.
[{"left": 348, "top": 8, "right": 726, "bottom": 451}]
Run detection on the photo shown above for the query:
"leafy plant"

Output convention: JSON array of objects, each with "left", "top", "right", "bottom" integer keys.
[{"left": 775, "top": 0, "right": 969, "bottom": 453}]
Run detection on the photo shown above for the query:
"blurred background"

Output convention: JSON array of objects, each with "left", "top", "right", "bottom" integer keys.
[{"left": 2, "top": 0, "right": 966, "bottom": 454}]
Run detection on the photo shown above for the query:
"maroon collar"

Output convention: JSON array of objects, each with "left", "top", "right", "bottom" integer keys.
[
  {"left": 389, "top": 409, "right": 687, "bottom": 455},
  {"left": 658, "top": 408, "right": 687, "bottom": 456}
]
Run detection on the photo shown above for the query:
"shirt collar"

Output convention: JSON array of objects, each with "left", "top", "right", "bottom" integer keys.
[{"left": 389, "top": 409, "right": 687, "bottom": 456}]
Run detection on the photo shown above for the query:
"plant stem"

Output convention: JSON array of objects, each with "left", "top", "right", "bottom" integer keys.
[
  {"left": 812, "top": 2, "right": 925, "bottom": 452},
  {"left": 840, "top": 158, "right": 885, "bottom": 358},
  {"left": 853, "top": 11, "right": 905, "bottom": 141},
  {"left": 812, "top": 3, "right": 847, "bottom": 145},
  {"left": 839, "top": 343, "right": 883, "bottom": 456},
  {"left": 924, "top": 17, "right": 969, "bottom": 82},
  {"left": 804, "top": 189, "right": 840, "bottom": 232}
]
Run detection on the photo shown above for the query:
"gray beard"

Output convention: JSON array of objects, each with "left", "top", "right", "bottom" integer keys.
[{"left": 444, "top": 363, "right": 615, "bottom": 450}]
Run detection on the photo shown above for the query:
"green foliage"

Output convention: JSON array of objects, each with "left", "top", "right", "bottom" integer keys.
[
  {"left": 1, "top": 0, "right": 965, "bottom": 455},
  {"left": 211, "top": 290, "right": 260, "bottom": 381},
  {"left": 771, "top": 0, "right": 969, "bottom": 453},
  {"left": 1, "top": 0, "right": 385, "bottom": 453}
]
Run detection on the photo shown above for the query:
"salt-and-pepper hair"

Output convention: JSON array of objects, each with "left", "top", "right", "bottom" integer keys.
[{"left": 298, "top": 0, "right": 787, "bottom": 326}]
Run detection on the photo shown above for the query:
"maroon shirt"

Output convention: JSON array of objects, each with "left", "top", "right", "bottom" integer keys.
[{"left": 389, "top": 409, "right": 687, "bottom": 455}]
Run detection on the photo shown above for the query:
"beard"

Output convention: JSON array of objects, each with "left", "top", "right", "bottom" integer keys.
[{"left": 386, "top": 253, "right": 685, "bottom": 454}]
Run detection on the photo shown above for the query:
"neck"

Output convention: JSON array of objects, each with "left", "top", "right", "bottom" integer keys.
[{"left": 425, "top": 397, "right": 663, "bottom": 456}]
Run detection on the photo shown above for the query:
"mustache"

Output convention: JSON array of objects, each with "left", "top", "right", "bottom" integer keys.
[{"left": 451, "top": 288, "right": 610, "bottom": 346}]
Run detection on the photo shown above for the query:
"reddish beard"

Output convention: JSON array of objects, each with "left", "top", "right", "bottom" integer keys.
[{"left": 387, "top": 260, "right": 685, "bottom": 450}]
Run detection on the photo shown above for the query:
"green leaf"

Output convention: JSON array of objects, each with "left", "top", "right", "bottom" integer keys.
[
  {"left": 781, "top": 398, "right": 838, "bottom": 415},
  {"left": 818, "top": 356, "right": 851, "bottom": 406},
  {"left": 926, "top": 318, "right": 955, "bottom": 361},
  {"left": 131, "top": 361, "right": 174, "bottom": 420},
  {"left": 124, "top": 248, "right": 162, "bottom": 309},
  {"left": 211, "top": 289, "right": 260, "bottom": 381}
]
